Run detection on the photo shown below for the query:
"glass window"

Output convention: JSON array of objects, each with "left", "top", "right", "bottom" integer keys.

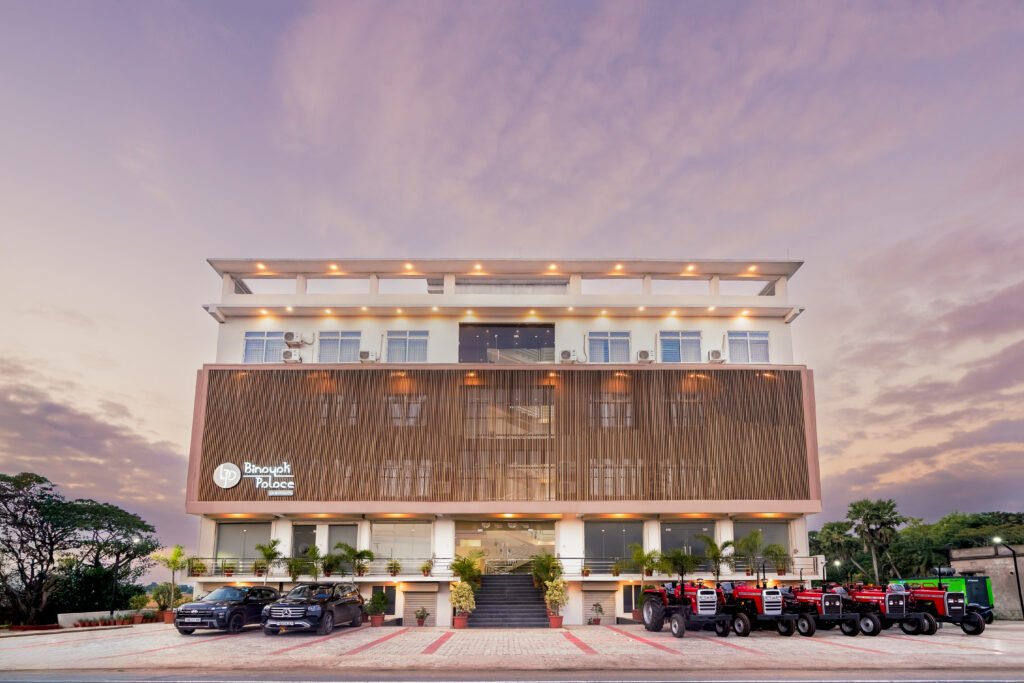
[
  {"left": 328, "top": 524, "right": 358, "bottom": 551},
  {"left": 317, "top": 394, "right": 358, "bottom": 428},
  {"left": 386, "top": 330, "right": 428, "bottom": 362},
  {"left": 370, "top": 522, "right": 432, "bottom": 561},
  {"left": 371, "top": 585, "right": 397, "bottom": 615},
  {"left": 660, "top": 331, "right": 702, "bottom": 363},
  {"left": 588, "top": 331, "right": 631, "bottom": 363},
  {"left": 243, "top": 331, "right": 285, "bottom": 363},
  {"left": 463, "top": 386, "right": 554, "bottom": 438},
  {"left": 733, "top": 521, "right": 789, "bottom": 553},
  {"left": 215, "top": 522, "right": 271, "bottom": 560},
  {"left": 661, "top": 522, "right": 715, "bottom": 558},
  {"left": 668, "top": 392, "right": 705, "bottom": 428},
  {"left": 623, "top": 584, "right": 644, "bottom": 613},
  {"left": 318, "top": 331, "right": 361, "bottom": 363},
  {"left": 386, "top": 394, "right": 426, "bottom": 427},
  {"left": 588, "top": 393, "right": 634, "bottom": 428},
  {"left": 291, "top": 524, "right": 317, "bottom": 557},
  {"left": 584, "top": 521, "right": 644, "bottom": 563},
  {"left": 459, "top": 324, "right": 555, "bottom": 363},
  {"left": 727, "top": 331, "right": 770, "bottom": 363}
]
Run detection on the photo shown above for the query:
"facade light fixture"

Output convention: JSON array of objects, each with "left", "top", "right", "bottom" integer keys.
[
  {"left": 568, "top": 306, "right": 574, "bottom": 311},
  {"left": 686, "top": 264, "right": 696, "bottom": 272},
  {"left": 396, "top": 308, "right": 403, "bottom": 314},
  {"left": 256, "top": 262, "right": 266, "bottom": 270},
  {"left": 286, "top": 306, "right": 293, "bottom": 312},
  {"left": 361, "top": 306, "right": 368, "bottom": 312},
  {"left": 324, "top": 309, "right": 332, "bottom": 315},
  {"left": 548, "top": 263, "right": 558, "bottom": 270},
  {"left": 404, "top": 263, "right": 414, "bottom": 270},
  {"left": 638, "top": 306, "right": 645, "bottom": 311},
  {"left": 748, "top": 265, "right": 757, "bottom": 272},
  {"left": 474, "top": 263, "right": 483, "bottom": 271},
  {"left": 740, "top": 310, "right": 750, "bottom": 316},
  {"left": 600, "top": 310, "right": 607, "bottom": 315},
  {"left": 329, "top": 264, "right": 339, "bottom": 271},
  {"left": 529, "top": 309, "right": 536, "bottom": 315},
  {"left": 707, "top": 306, "right": 716, "bottom": 312},
  {"left": 260, "top": 309, "right": 268, "bottom": 315},
  {"left": 431, "top": 306, "right": 439, "bottom": 312},
  {"left": 614, "top": 263, "right": 624, "bottom": 271}
]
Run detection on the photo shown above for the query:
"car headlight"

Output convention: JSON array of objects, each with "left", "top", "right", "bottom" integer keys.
[
  {"left": 306, "top": 605, "right": 321, "bottom": 614},
  {"left": 214, "top": 605, "right": 228, "bottom": 612},
  {"left": 262, "top": 605, "right": 270, "bottom": 614}
]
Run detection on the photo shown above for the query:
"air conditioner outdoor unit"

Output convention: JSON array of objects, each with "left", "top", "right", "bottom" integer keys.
[
  {"left": 636, "top": 349, "right": 655, "bottom": 364},
  {"left": 281, "top": 348, "right": 303, "bottom": 363},
  {"left": 707, "top": 349, "right": 726, "bottom": 364},
  {"left": 359, "top": 350, "right": 379, "bottom": 363},
  {"left": 283, "top": 331, "right": 307, "bottom": 347},
  {"left": 559, "top": 349, "right": 578, "bottom": 364}
]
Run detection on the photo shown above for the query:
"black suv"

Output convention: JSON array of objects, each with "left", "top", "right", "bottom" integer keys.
[
  {"left": 175, "top": 585, "right": 279, "bottom": 634},
  {"left": 262, "top": 583, "right": 364, "bottom": 635}
]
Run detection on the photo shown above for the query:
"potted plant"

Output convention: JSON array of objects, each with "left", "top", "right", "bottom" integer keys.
[
  {"left": 450, "top": 581, "right": 475, "bottom": 628},
  {"left": 696, "top": 534, "right": 734, "bottom": 583},
  {"left": 334, "top": 543, "right": 375, "bottom": 577},
  {"left": 386, "top": 559, "right": 402, "bottom": 577},
  {"left": 589, "top": 602, "right": 604, "bottom": 625},
  {"left": 450, "top": 550, "right": 485, "bottom": 588},
  {"left": 321, "top": 553, "right": 341, "bottom": 578},
  {"left": 142, "top": 610, "right": 156, "bottom": 623},
  {"left": 222, "top": 560, "right": 237, "bottom": 577},
  {"left": 735, "top": 530, "right": 764, "bottom": 576},
  {"left": 530, "top": 551, "right": 562, "bottom": 590},
  {"left": 581, "top": 565, "right": 592, "bottom": 577},
  {"left": 286, "top": 556, "right": 306, "bottom": 582},
  {"left": 544, "top": 579, "right": 568, "bottom": 628},
  {"left": 629, "top": 543, "right": 660, "bottom": 577},
  {"left": 366, "top": 591, "right": 389, "bottom": 627},
  {"left": 129, "top": 594, "right": 149, "bottom": 624},
  {"left": 151, "top": 582, "right": 179, "bottom": 623},
  {"left": 420, "top": 560, "right": 433, "bottom": 577},
  {"left": 415, "top": 606, "right": 430, "bottom": 626},
  {"left": 254, "top": 539, "right": 283, "bottom": 584},
  {"left": 188, "top": 559, "right": 207, "bottom": 577},
  {"left": 611, "top": 560, "right": 623, "bottom": 577},
  {"left": 152, "top": 545, "right": 189, "bottom": 603},
  {"left": 763, "top": 544, "right": 789, "bottom": 575},
  {"left": 253, "top": 559, "right": 268, "bottom": 577},
  {"left": 304, "top": 545, "right": 323, "bottom": 580}
]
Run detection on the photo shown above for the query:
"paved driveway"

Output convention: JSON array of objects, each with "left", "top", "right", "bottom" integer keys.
[{"left": 2, "top": 621, "right": 1022, "bottom": 674}]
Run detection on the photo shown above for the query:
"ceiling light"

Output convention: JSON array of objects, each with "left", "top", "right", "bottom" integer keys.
[
  {"left": 600, "top": 310, "right": 607, "bottom": 315},
  {"left": 285, "top": 306, "right": 293, "bottom": 312},
  {"left": 707, "top": 306, "right": 716, "bottom": 312},
  {"left": 529, "top": 310, "right": 536, "bottom": 315},
  {"left": 329, "top": 264, "right": 339, "bottom": 271},
  {"left": 396, "top": 308, "right": 403, "bottom": 314},
  {"left": 256, "top": 262, "right": 266, "bottom": 270},
  {"left": 548, "top": 263, "right": 557, "bottom": 270},
  {"left": 670, "top": 310, "right": 677, "bottom": 316},
  {"left": 361, "top": 306, "right": 368, "bottom": 312},
  {"left": 568, "top": 306, "right": 574, "bottom": 312},
  {"left": 637, "top": 306, "right": 645, "bottom": 311},
  {"left": 748, "top": 265, "right": 757, "bottom": 272},
  {"left": 259, "top": 309, "right": 268, "bottom": 315},
  {"left": 686, "top": 264, "right": 696, "bottom": 272},
  {"left": 614, "top": 263, "right": 623, "bottom": 271},
  {"left": 466, "top": 310, "right": 474, "bottom": 315},
  {"left": 467, "top": 371, "right": 477, "bottom": 378},
  {"left": 740, "top": 310, "right": 750, "bottom": 316},
  {"left": 404, "top": 263, "right": 413, "bottom": 270},
  {"left": 431, "top": 306, "right": 439, "bottom": 312},
  {"left": 474, "top": 263, "right": 482, "bottom": 271},
  {"left": 324, "top": 309, "right": 332, "bottom": 315},
  {"left": 548, "top": 372, "right": 557, "bottom": 378}
]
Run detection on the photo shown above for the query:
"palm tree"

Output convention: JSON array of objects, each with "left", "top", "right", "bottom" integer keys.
[
  {"left": 304, "top": 544, "right": 323, "bottom": 581},
  {"left": 334, "top": 542, "right": 375, "bottom": 576},
  {"left": 695, "top": 534, "right": 734, "bottom": 584},
  {"left": 847, "top": 499, "right": 907, "bottom": 584},
  {"left": 814, "top": 521, "right": 869, "bottom": 580},
  {"left": 734, "top": 530, "right": 764, "bottom": 576},
  {"left": 151, "top": 545, "right": 188, "bottom": 595},
  {"left": 658, "top": 548, "right": 701, "bottom": 583},
  {"left": 254, "top": 539, "right": 283, "bottom": 585}
]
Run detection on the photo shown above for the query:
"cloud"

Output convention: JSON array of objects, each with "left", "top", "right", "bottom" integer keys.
[{"left": 0, "top": 358, "right": 196, "bottom": 552}]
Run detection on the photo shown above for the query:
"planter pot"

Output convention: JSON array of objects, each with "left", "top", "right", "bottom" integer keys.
[
  {"left": 631, "top": 609, "right": 642, "bottom": 622},
  {"left": 224, "top": 570, "right": 234, "bottom": 577},
  {"left": 582, "top": 570, "right": 591, "bottom": 577},
  {"left": 611, "top": 571, "right": 620, "bottom": 577},
  {"left": 590, "top": 618, "right": 601, "bottom": 625},
  {"left": 389, "top": 572, "right": 398, "bottom": 577},
  {"left": 416, "top": 618, "right": 425, "bottom": 627},
  {"left": 452, "top": 614, "right": 468, "bottom": 629},
  {"left": 644, "top": 569, "right": 653, "bottom": 577},
  {"left": 162, "top": 611, "right": 175, "bottom": 624},
  {"left": 745, "top": 569, "right": 753, "bottom": 576},
  {"left": 370, "top": 614, "right": 385, "bottom": 627},
  {"left": 255, "top": 570, "right": 265, "bottom": 577},
  {"left": 548, "top": 615, "right": 564, "bottom": 628},
  {"left": 361, "top": 612, "right": 369, "bottom": 624},
  {"left": 132, "top": 614, "right": 144, "bottom": 625},
  {"left": 776, "top": 566, "right": 786, "bottom": 575}
]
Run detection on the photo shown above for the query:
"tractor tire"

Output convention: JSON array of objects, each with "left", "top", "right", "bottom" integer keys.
[
  {"left": 899, "top": 618, "right": 921, "bottom": 635},
  {"left": 669, "top": 613, "right": 686, "bottom": 638},
  {"left": 714, "top": 620, "right": 731, "bottom": 637},
  {"left": 984, "top": 612, "right": 994, "bottom": 624},
  {"left": 796, "top": 614, "right": 817, "bottom": 637},
  {"left": 840, "top": 619, "right": 860, "bottom": 637},
  {"left": 642, "top": 597, "right": 665, "bottom": 633},
  {"left": 880, "top": 618, "right": 893, "bottom": 630},
  {"left": 858, "top": 613, "right": 882, "bottom": 637},
  {"left": 921, "top": 613, "right": 938, "bottom": 636},
  {"left": 818, "top": 622, "right": 836, "bottom": 630},
  {"left": 960, "top": 613, "right": 985, "bottom": 636},
  {"left": 776, "top": 620, "right": 795, "bottom": 637},
  {"left": 732, "top": 612, "right": 752, "bottom": 637}
]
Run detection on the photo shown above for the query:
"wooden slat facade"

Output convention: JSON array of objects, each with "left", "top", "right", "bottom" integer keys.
[{"left": 193, "top": 365, "right": 813, "bottom": 503}]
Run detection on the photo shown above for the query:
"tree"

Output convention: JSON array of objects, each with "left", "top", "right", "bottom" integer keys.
[
  {"left": 151, "top": 545, "right": 188, "bottom": 597},
  {"left": 847, "top": 498, "right": 908, "bottom": 585},
  {"left": 695, "top": 534, "right": 734, "bottom": 584},
  {"left": 254, "top": 539, "right": 283, "bottom": 586},
  {"left": 0, "top": 473, "right": 85, "bottom": 624},
  {"left": 812, "top": 521, "right": 869, "bottom": 580},
  {"left": 658, "top": 548, "right": 701, "bottom": 583}
]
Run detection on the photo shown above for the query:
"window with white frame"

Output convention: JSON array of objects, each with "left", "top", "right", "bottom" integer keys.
[
  {"left": 318, "top": 331, "right": 361, "bottom": 363},
  {"left": 386, "top": 330, "right": 429, "bottom": 362},
  {"left": 243, "top": 331, "right": 285, "bottom": 363},
  {"left": 588, "top": 331, "right": 631, "bottom": 363},
  {"left": 659, "top": 331, "right": 702, "bottom": 362},
  {"left": 727, "top": 331, "right": 770, "bottom": 363}
]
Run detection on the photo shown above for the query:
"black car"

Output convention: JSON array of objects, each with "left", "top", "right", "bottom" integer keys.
[
  {"left": 262, "top": 582, "right": 364, "bottom": 635},
  {"left": 175, "top": 585, "right": 280, "bottom": 634}
]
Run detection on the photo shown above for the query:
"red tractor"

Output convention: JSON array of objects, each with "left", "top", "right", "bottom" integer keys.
[
  {"left": 783, "top": 585, "right": 862, "bottom": 636},
  {"left": 899, "top": 583, "right": 987, "bottom": 635},
  {"left": 844, "top": 583, "right": 926, "bottom": 636},
  {"left": 641, "top": 581, "right": 734, "bottom": 638},
  {"left": 719, "top": 581, "right": 800, "bottom": 636}
]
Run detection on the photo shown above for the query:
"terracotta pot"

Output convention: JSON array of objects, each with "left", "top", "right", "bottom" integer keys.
[
  {"left": 611, "top": 570, "right": 620, "bottom": 577},
  {"left": 631, "top": 609, "right": 642, "bottom": 621},
  {"left": 132, "top": 614, "right": 144, "bottom": 625},
  {"left": 389, "top": 571, "right": 398, "bottom": 577},
  {"left": 548, "top": 615, "right": 563, "bottom": 628},
  {"left": 644, "top": 569, "right": 653, "bottom": 577},
  {"left": 591, "top": 618, "right": 601, "bottom": 625},
  {"left": 255, "top": 569, "right": 264, "bottom": 577},
  {"left": 224, "top": 570, "right": 234, "bottom": 577},
  {"left": 582, "top": 570, "right": 591, "bottom": 577},
  {"left": 776, "top": 566, "right": 787, "bottom": 575},
  {"left": 370, "top": 614, "right": 385, "bottom": 627},
  {"left": 453, "top": 614, "right": 468, "bottom": 629},
  {"left": 416, "top": 618, "right": 425, "bottom": 626},
  {"left": 422, "top": 570, "right": 430, "bottom": 577},
  {"left": 163, "top": 611, "right": 175, "bottom": 624},
  {"left": 323, "top": 570, "right": 332, "bottom": 577}
]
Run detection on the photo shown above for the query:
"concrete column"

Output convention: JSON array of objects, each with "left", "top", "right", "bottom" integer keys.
[
  {"left": 644, "top": 519, "right": 661, "bottom": 553},
  {"left": 357, "top": 521, "right": 372, "bottom": 550},
  {"left": 773, "top": 276, "right": 787, "bottom": 300},
  {"left": 565, "top": 582, "right": 585, "bottom": 625},
  {"left": 369, "top": 274, "right": 380, "bottom": 295},
  {"left": 433, "top": 518, "right": 455, "bottom": 575},
  {"left": 568, "top": 274, "right": 582, "bottom": 295},
  {"left": 295, "top": 275, "right": 307, "bottom": 295},
  {"left": 789, "top": 517, "right": 808, "bottom": 556},
  {"left": 717, "top": 518, "right": 735, "bottom": 577},
  {"left": 273, "top": 519, "right": 294, "bottom": 558},
  {"left": 436, "top": 583, "right": 452, "bottom": 627},
  {"left": 557, "top": 519, "right": 585, "bottom": 574},
  {"left": 314, "top": 523, "right": 330, "bottom": 555},
  {"left": 197, "top": 517, "right": 218, "bottom": 558},
  {"left": 709, "top": 276, "right": 720, "bottom": 296},
  {"left": 221, "top": 274, "right": 237, "bottom": 298},
  {"left": 442, "top": 274, "right": 455, "bottom": 295},
  {"left": 642, "top": 275, "right": 652, "bottom": 295}
]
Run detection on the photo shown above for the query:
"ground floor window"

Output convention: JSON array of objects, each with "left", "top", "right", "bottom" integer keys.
[
  {"left": 584, "top": 521, "right": 643, "bottom": 573},
  {"left": 622, "top": 584, "right": 644, "bottom": 613},
  {"left": 292, "top": 524, "right": 317, "bottom": 557},
  {"left": 215, "top": 522, "right": 271, "bottom": 560},
  {"left": 328, "top": 524, "right": 358, "bottom": 551},
  {"left": 370, "top": 522, "right": 432, "bottom": 561},
  {"left": 733, "top": 520, "right": 789, "bottom": 553}
]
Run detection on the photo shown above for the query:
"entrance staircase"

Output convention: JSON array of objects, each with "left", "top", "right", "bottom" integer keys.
[{"left": 467, "top": 574, "right": 549, "bottom": 628}]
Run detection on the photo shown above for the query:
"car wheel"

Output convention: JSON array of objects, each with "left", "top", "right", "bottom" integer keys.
[
  {"left": 732, "top": 613, "right": 752, "bottom": 637},
  {"left": 227, "top": 613, "right": 245, "bottom": 634},
  {"left": 642, "top": 597, "right": 665, "bottom": 633},
  {"left": 317, "top": 610, "right": 334, "bottom": 636},
  {"left": 263, "top": 627, "right": 280, "bottom": 636},
  {"left": 776, "top": 620, "right": 795, "bottom": 637},
  {"left": 796, "top": 614, "right": 817, "bottom": 637},
  {"left": 960, "top": 613, "right": 985, "bottom": 636},
  {"left": 714, "top": 620, "right": 730, "bottom": 638},
  {"left": 176, "top": 628, "right": 195, "bottom": 635},
  {"left": 669, "top": 613, "right": 686, "bottom": 638},
  {"left": 840, "top": 619, "right": 860, "bottom": 636},
  {"left": 921, "top": 613, "right": 938, "bottom": 636},
  {"left": 859, "top": 614, "right": 882, "bottom": 637}
]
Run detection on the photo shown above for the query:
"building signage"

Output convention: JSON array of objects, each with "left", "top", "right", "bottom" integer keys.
[{"left": 213, "top": 461, "right": 295, "bottom": 497}]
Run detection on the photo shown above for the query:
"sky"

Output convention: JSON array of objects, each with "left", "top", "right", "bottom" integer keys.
[{"left": 1, "top": 0, "right": 1022, "bottom": 553}]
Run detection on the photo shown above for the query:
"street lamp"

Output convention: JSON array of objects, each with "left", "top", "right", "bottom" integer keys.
[{"left": 993, "top": 537, "right": 1024, "bottom": 621}]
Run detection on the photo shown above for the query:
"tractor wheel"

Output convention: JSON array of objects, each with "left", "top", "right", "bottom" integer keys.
[
  {"left": 921, "top": 613, "right": 938, "bottom": 636},
  {"left": 642, "top": 597, "right": 665, "bottom": 633},
  {"left": 732, "top": 613, "right": 752, "bottom": 637},
  {"left": 984, "top": 612, "right": 994, "bottom": 625},
  {"left": 818, "top": 622, "right": 836, "bottom": 630},
  {"left": 669, "top": 613, "right": 686, "bottom": 638},
  {"left": 960, "top": 613, "right": 985, "bottom": 636},
  {"left": 840, "top": 619, "right": 860, "bottom": 637},
  {"left": 714, "top": 620, "right": 731, "bottom": 637},
  {"left": 796, "top": 614, "right": 817, "bottom": 637},
  {"left": 899, "top": 619, "right": 921, "bottom": 635},
  {"left": 776, "top": 620, "right": 795, "bottom": 637},
  {"left": 880, "top": 618, "right": 893, "bottom": 630},
  {"left": 858, "top": 613, "right": 882, "bottom": 637}
]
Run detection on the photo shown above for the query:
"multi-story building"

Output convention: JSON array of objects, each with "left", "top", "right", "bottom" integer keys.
[{"left": 185, "top": 258, "right": 824, "bottom": 626}]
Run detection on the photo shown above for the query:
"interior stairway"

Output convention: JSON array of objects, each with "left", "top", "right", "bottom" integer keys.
[{"left": 467, "top": 574, "right": 549, "bottom": 628}]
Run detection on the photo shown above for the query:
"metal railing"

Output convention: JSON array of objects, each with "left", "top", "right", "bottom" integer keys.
[{"left": 186, "top": 556, "right": 457, "bottom": 580}]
